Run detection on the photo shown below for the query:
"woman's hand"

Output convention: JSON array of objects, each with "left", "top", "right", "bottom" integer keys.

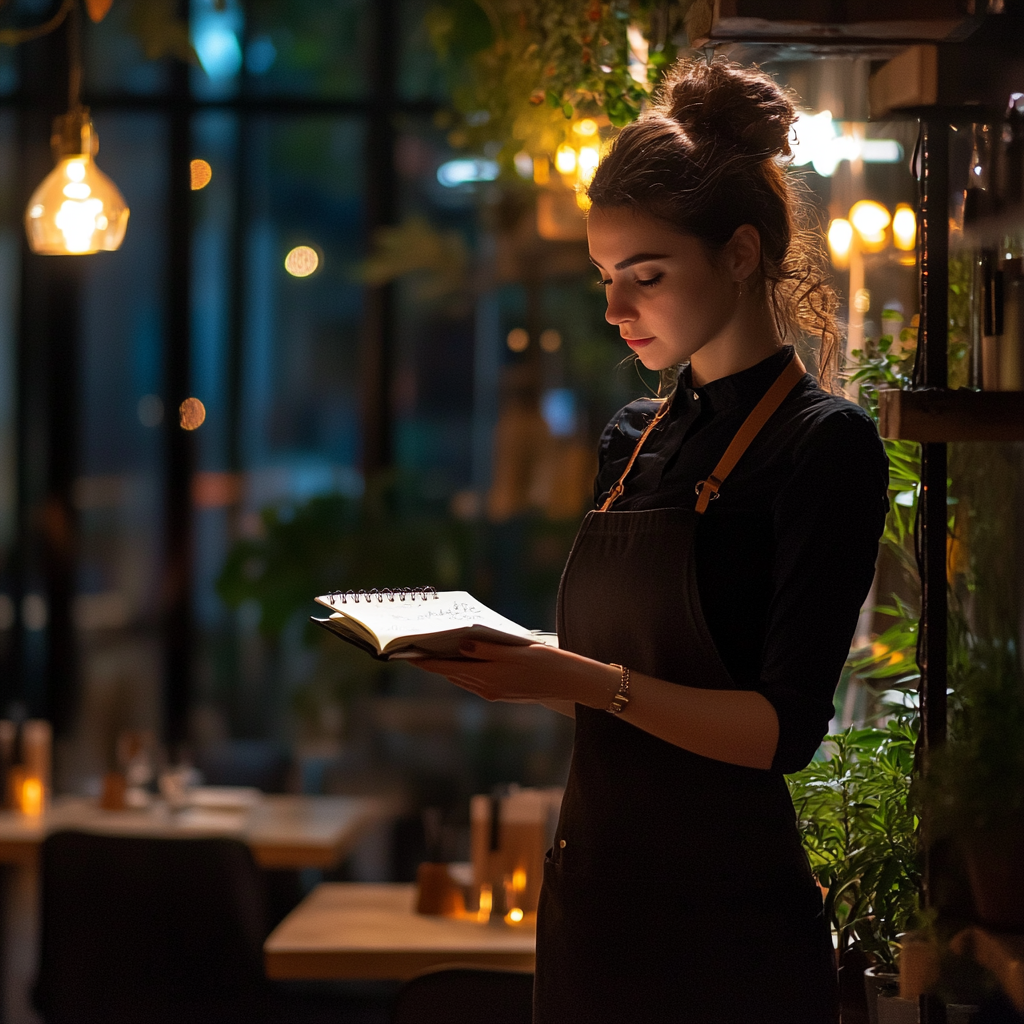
[{"left": 413, "top": 641, "right": 620, "bottom": 710}]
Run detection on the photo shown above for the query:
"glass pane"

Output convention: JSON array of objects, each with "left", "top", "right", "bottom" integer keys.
[
  {"left": 241, "top": 0, "right": 370, "bottom": 100},
  {"left": 84, "top": 2, "right": 172, "bottom": 96},
  {"left": 73, "top": 112, "right": 168, "bottom": 787},
  {"left": 399, "top": 0, "right": 450, "bottom": 103}
]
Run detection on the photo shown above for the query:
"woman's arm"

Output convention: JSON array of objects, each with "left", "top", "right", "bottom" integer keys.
[{"left": 415, "top": 641, "right": 778, "bottom": 769}]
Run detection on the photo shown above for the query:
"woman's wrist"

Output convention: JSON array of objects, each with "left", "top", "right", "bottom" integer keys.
[{"left": 575, "top": 660, "right": 625, "bottom": 711}]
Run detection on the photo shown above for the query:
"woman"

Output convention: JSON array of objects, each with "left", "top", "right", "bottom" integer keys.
[{"left": 418, "top": 59, "right": 888, "bottom": 1023}]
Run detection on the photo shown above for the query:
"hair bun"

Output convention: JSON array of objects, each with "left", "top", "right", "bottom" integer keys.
[{"left": 660, "top": 60, "right": 795, "bottom": 160}]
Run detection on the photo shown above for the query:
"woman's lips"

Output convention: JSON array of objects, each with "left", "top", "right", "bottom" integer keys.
[{"left": 624, "top": 336, "right": 654, "bottom": 349}]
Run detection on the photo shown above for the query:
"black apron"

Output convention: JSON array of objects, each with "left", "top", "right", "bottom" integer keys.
[{"left": 534, "top": 365, "right": 839, "bottom": 1024}]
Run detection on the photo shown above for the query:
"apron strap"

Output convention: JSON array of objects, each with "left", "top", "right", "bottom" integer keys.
[
  {"left": 597, "top": 353, "right": 807, "bottom": 515},
  {"left": 694, "top": 353, "right": 806, "bottom": 514},
  {"left": 597, "top": 398, "right": 672, "bottom": 513}
]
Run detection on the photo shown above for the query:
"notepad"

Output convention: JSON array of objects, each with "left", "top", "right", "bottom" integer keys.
[{"left": 312, "top": 589, "right": 558, "bottom": 660}]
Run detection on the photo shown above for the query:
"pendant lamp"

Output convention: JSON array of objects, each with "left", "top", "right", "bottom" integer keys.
[{"left": 23, "top": 1, "right": 129, "bottom": 255}]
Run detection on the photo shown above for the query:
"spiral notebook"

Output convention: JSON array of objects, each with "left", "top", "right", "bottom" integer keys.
[{"left": 312, "top": 588, "right": 559, "bottom": 661}]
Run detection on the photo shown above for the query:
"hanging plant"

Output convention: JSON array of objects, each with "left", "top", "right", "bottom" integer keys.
[
  {"left": 0, "top": 0, "right": 194, "bottom": 64},
  {"left": 427, "top": 0, "right": 702, "bottom": 168}
]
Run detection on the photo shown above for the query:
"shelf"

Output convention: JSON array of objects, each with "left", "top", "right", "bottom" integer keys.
[{"left": 877, "top": 388, "right": 1024, "bottom": 442}]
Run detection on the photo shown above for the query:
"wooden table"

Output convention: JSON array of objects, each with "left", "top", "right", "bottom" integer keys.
[
  {"left": 0, "top": 793, "right": 388, "bottom": 869},
  {"left": 264, "top": 883, "right": 536, "bottom": 980}
]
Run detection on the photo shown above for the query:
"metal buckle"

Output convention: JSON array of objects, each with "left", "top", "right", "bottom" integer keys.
[{"left": 695, "top": 480, "right": 721, "bottom": 500}]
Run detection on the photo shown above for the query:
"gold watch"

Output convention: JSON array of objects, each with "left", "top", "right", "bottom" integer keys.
[{"left": 607, "top": 664, "right": 630, "bottom": 715}]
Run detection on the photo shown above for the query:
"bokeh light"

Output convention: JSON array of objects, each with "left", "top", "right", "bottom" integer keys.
[
  {"left": 506, "top": 328, "right": 529, "bottom": 353},
  {"left": 893, "top": 204, "right": 917, "bottom": 251},
  {"left": 554, "top": 144, "right": 576, "bottom": 175},
  {"left": 849, "top": 200, "right": 891, "bottom": 246},
  {"left": 827, "top": 218, "right": 853, "bottom": 268},
  {"left": 179, "top": 397, "right": 206, "bottom": 431},
  {"left": 190, "top": 159, "right": 213, "bottom": 190},
  {"left": 285, "top": 245, "right": 320, "bottom": 278},
  {"left": 540, "top": 328, "right": 562, "bottom": 353}
]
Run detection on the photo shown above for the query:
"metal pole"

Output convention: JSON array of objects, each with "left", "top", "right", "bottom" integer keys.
[{"left": 917, "top": 117, "right": 949, "bottom": 1024}]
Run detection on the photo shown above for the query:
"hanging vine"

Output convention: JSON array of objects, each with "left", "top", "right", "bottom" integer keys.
[{"left": 427, "top": 0, "right": 704, "bottom": 166}]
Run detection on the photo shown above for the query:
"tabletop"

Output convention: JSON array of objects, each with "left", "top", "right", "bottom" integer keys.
[
  {"left": 264, "top": 883, "right": 536, "bottom": 980},
  {"left": 0, "top": 793, "right": 389, "bottom": 870}
]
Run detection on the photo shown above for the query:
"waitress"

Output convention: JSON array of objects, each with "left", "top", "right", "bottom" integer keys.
[{"left": 417, "top": 58, "right": 888, "bottom": 1024}]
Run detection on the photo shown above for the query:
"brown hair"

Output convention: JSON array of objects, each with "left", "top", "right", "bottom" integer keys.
[{"left": 587, "top": 58, "right": 840, "bottom": 390}]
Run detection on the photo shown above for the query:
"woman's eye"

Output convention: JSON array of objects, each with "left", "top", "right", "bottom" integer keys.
[
  {"left": 597, "top": 278, "right": 612, "bottom": 287},
  {"left": 636, "top": 274, "right": 663, "bottom": 288}
]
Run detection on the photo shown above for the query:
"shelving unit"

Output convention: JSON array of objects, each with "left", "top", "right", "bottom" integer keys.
[{"left": 878, "top": 389, "right": 1024, "bottom": 442}]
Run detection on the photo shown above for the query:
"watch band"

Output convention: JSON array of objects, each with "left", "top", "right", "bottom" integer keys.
[{"left": 607, "top": 663, "right": 630, "bottom": 715}]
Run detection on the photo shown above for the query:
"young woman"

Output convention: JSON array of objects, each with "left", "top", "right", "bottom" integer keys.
[{"left": 417, "top": 59, "right": 888, "bottom": 1023}]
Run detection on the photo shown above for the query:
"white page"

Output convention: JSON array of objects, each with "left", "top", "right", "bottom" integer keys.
[{"left": 314, "top": 591, "right": 535, "bottom": 652}]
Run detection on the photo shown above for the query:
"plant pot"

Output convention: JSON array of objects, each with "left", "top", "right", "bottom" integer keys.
[
  {"left": 962, "top": 820, "right": 1024, "bottom": 930},
  {"left": 865, "top": 966, "right": 900, "bottom": 1024},
  {"left": 877, "top": 994, "right": 919, "bottom": 1024}
]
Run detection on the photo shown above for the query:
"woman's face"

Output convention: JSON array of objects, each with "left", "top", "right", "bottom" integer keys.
[{"left": 587, "top": 206, "right": 741, "bottom": 372}]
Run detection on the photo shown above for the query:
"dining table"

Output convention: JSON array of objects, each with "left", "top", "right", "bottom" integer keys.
[
  {"left": 264, "top": 882, "right": 536, "bottom": 980},
  {"left": 0, "top": 792, "right": 394, "bottom": 1024}
]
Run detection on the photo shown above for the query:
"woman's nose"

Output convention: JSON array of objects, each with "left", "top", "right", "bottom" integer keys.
[{"left": 604, "top": 286, "right": 636, "bottom": 326}]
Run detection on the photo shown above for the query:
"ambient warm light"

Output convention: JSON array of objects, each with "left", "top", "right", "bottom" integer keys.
[
  {"left": 507, "top": 907, "right": 525, "bottom": 923},
  {"left": 179, "top": 398, "right": 206, "bottom": 431},
  {"left": 893, "top": 204, "right": 916, "bottom": 251},
  {"left": 190, "top": 159, "right": 213, "bottom": 190},
  {"left": 507, "top": 328, "right": 529, "bottom": 353},
  {"left": 555, "top": 144, "right": 577, "bottom": 175},
  {"left": 827, "top": 218, "right": 854, "bottom": 268},
  {"left": 577, "top": 145, "right": 600, "bottom": 185},
  {"left": 285, "top": 245, "right": 319, "bottom": 277},
  {"left": 477, "top": 883, "right": 493, "bottom": 922},
  {"left": 573, "top": 118, "right": 598, "bottom": 137},
  {"left": 20, "top": 776, "right": 44, "bottom": 816},
  {"left": 26, "top": 144, "right": 129, "bottom": 255},
  {"left": 849, "top": 200, "right": 891, "bottom": 247}
]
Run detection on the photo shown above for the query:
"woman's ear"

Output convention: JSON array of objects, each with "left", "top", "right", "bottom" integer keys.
[{"left": 725, "top": 224, "right": 762, "bottom": 282}]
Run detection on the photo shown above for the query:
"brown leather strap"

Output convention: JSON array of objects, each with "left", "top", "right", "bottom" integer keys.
[
  {"left": 694, "top": 354, "right": 806, "bottom": 514},
  {"left": 598, "top": 398, "right": 671, "bottom": 512}
]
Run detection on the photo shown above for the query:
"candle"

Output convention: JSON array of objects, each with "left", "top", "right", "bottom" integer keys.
[{"left": 20, "top": 775, "right": 44, "bottom": 816}]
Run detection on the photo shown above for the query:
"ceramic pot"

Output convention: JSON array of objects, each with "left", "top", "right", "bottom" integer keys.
[
  {"left": 864, "top": 966, "right": 900, "bottom": 1024},
  {"left": 877, "top": 994, "right": 919, "bottom": 1024}
]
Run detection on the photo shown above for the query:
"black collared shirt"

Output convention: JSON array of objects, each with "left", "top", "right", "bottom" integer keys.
[{"left": 594, "top": 346, "right": 889, "bottom": 773}]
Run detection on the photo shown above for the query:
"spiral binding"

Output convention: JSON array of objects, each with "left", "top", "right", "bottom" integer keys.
[{"left": 328, "top": 587, "right": 438, "bottom": 604}]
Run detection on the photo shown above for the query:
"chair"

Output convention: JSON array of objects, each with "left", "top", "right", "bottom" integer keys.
[
  {"left": 391, "top": 968, "right": 535, "bottom": 1024},
  {"left": 34, "top": 830, "right": 337, "bottom": 1024}
]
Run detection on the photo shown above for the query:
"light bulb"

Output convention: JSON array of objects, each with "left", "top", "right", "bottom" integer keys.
[
  {"left": 25, "top": 112, "right": 129, "bottom": 255},
  {"left": 827, "top": 218, "right": 853, "bottom": 269},
  {"left": 849, "top": 200, "right": 890, "bottom": 250}
]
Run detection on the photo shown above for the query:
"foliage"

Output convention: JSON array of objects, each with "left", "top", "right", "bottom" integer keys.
[
  {"left": 426, "top": 0, "right": 699, "bottom": 165},
  {"left": 923, "top": 437, "right": 1024, "bottom": 839},
  {"left": 844, "top": 328, "right": 922, "bottom": 686},
  {"left": 788, "top": 719, "right": 921, "bottom": 972}
]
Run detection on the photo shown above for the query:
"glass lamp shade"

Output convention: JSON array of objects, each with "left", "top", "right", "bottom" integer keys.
[{"left": 25, "top": 154, "right": 129, "bottom": 255}]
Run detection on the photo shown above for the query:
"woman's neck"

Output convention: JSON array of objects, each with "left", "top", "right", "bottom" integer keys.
[{"left": 689, "top": 297, "right": 783, "bottom": 387}]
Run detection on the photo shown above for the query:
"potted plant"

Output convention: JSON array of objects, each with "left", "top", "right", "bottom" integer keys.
[{"left": 788, "top": 716, "right": 921, "bottom": 1024}]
